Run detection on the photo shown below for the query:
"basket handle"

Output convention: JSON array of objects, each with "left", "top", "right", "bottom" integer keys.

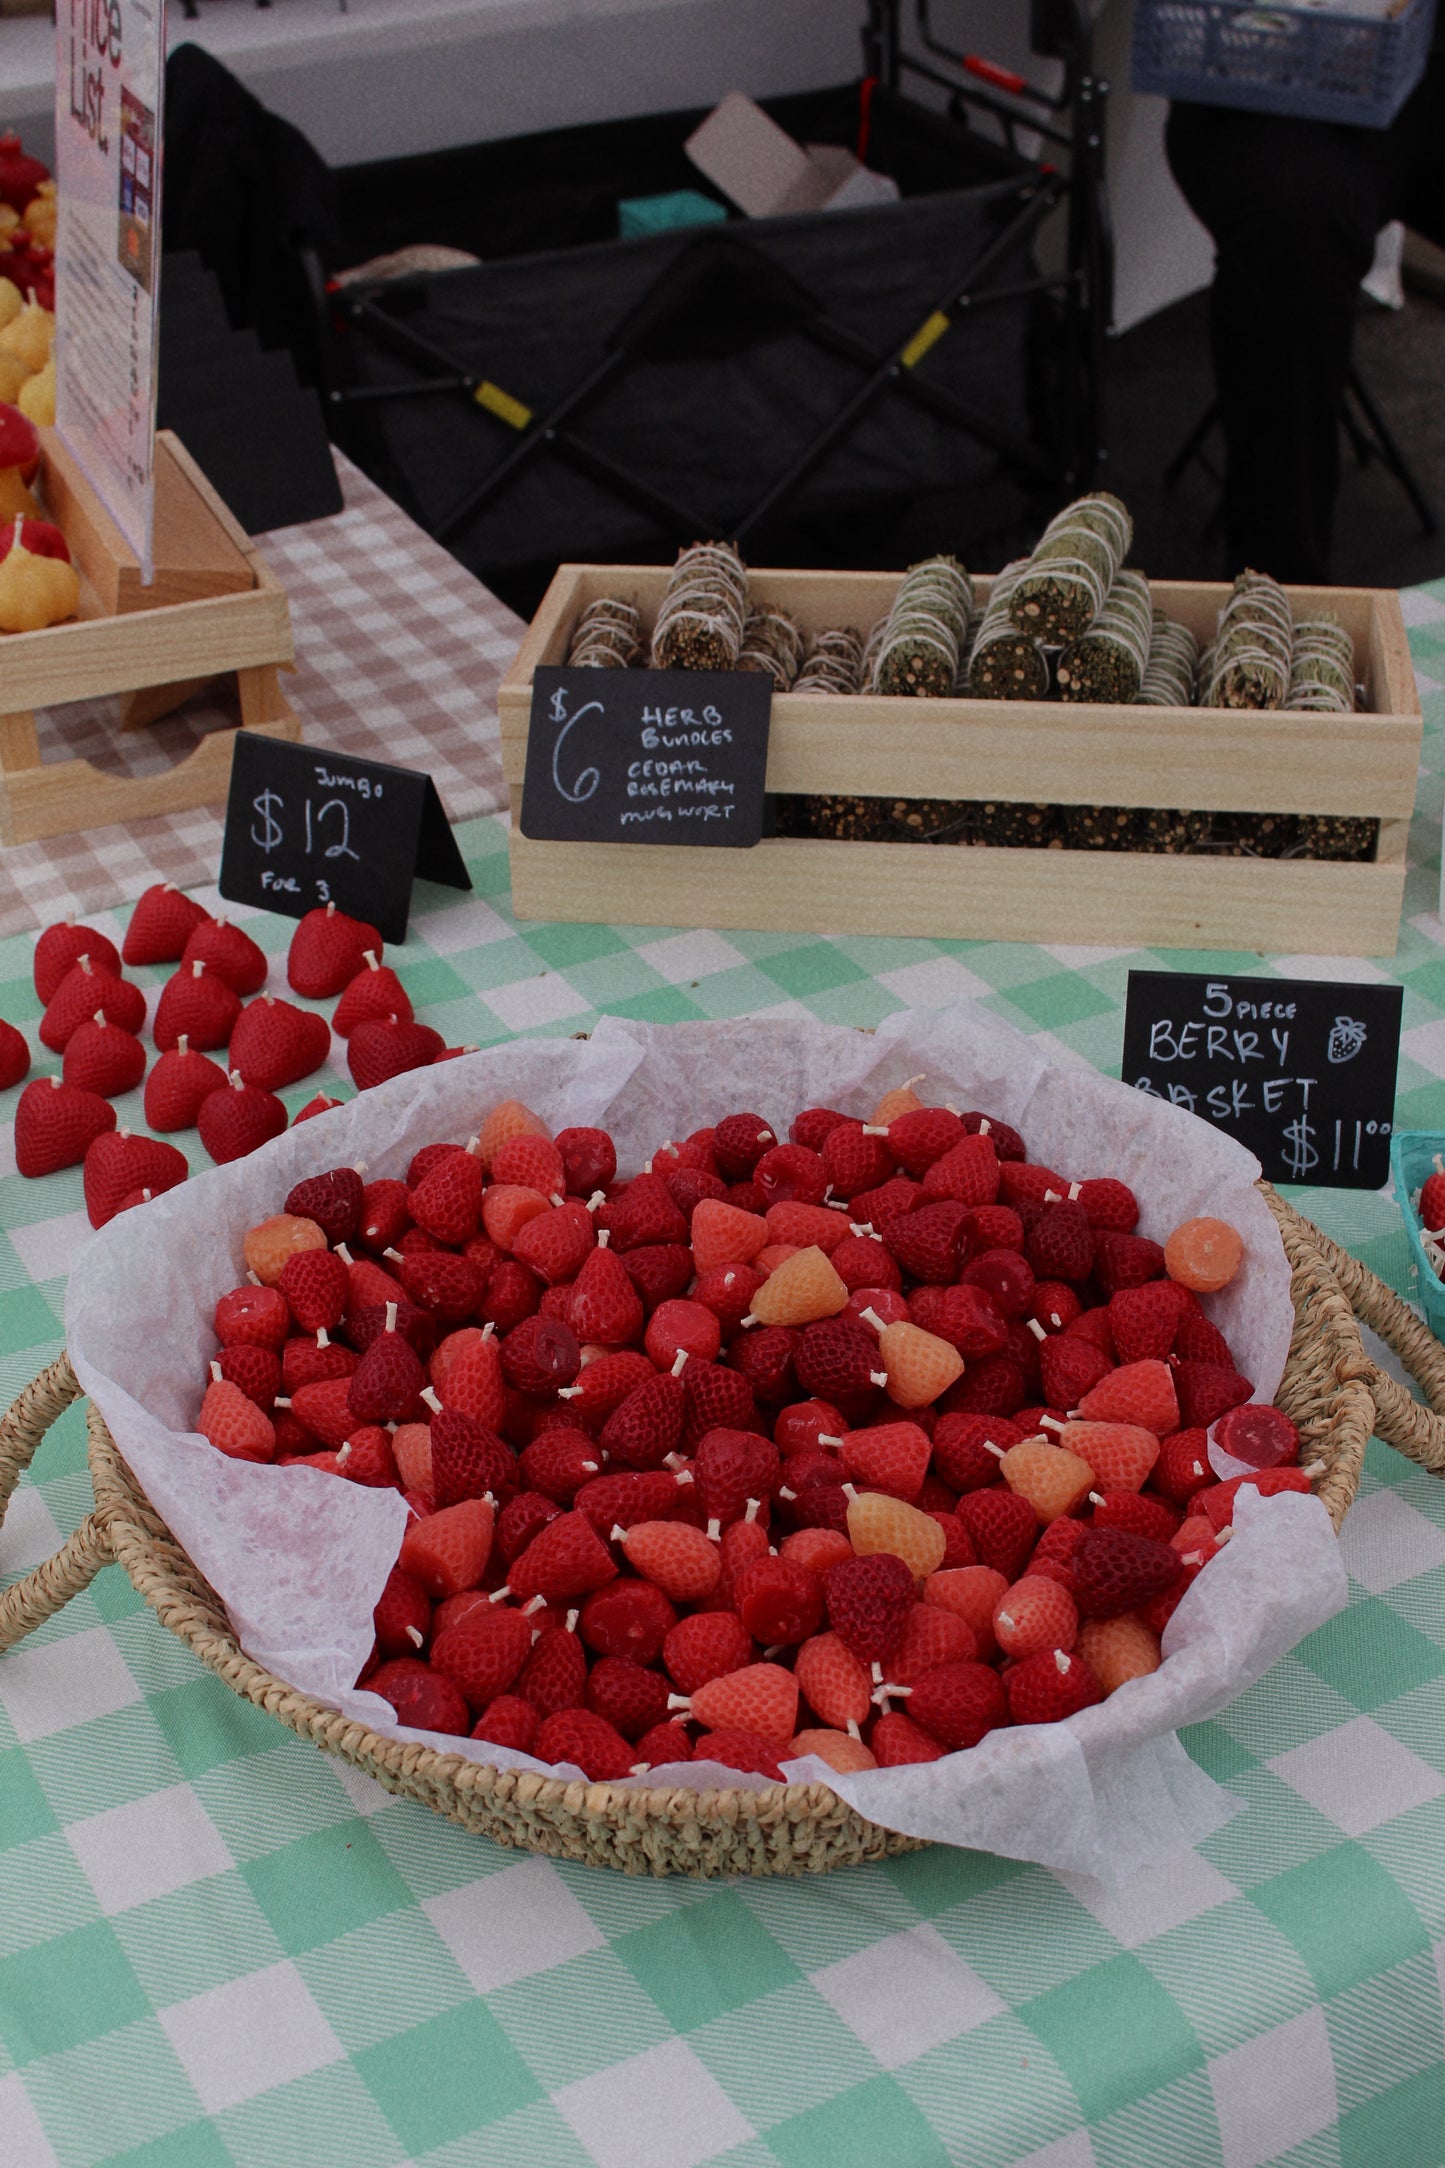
[
  {"left": 0, "top": 1354, "right": 113, "bottom": 1656},
  {"left": 1296, "top": 1221, "right": 1445, "bottom": 1478}
]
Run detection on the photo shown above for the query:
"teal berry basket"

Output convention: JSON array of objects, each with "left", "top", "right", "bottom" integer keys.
[
  {"left": 1132, "top": 0, "right": 1437, "bottom": 130},
  {"left": 1389, "top": 1129, "right": 1445, "bottom": 1340}
]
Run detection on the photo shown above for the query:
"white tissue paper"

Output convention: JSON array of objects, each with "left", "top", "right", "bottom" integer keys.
[{"left": 66, "top": 1002, "right": 1348, "bottom": 1882}]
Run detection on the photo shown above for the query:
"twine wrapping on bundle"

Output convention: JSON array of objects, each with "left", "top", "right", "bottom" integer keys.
[
  {"left": 567, "top": 597, "right": 642, "bottom": 668},
  {"left": 872, "top": 556, "right": 975, "bottom": 697},
  {"left": 1008, "top": 493, "right": 1133, "bottom": 644},
  {"left": 737, "top": 606, "right": 804, "bottom": 688},
  {"left": 1284, "top": 615, "right": 1356, "bottom": 713},
  {"left": 792, "top": 626, "right": 866, "bottom": 696},
  {"left": 1135, "top": 612, "right": 1200, "bottom": 707},
  {"left": 1201, "top": 570, "right": 1293, "bottom": 709},
  {"left": 649, "top": 541, "right": 749, "bottom": 671},
  {"left": 1056, "top": 568, "right": 1154, "bottom": 704},
  {"left": 967, "top": 561, "right": 1050, "bottom": 700}
]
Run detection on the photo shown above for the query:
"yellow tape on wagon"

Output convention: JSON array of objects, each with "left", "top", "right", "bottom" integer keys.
[
  {"left": 474, "top": 380, "right": 532, "bottom": 430},
  {"left": 900, "top": 312, "right": 950, "bottom": 370}
]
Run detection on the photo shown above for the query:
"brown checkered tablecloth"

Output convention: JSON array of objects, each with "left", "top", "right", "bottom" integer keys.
[{"left": 0, "top": 451, "right": 523, "bottom": 937}]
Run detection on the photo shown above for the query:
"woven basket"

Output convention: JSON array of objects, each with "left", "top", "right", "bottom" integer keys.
[{"left": 3, "top": 1187, "right": 1442, "bottom": 1879}]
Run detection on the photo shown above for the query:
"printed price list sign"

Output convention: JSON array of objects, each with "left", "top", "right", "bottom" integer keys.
[
  {"left": 219, "top": 736, "right": 469, "bottom": 943},
  {"left": 54, "top": 0, "right": 165, "bottom": 574},
  {"left": 1122, "top": 971, "right": 1403, "bottom": 1189}
]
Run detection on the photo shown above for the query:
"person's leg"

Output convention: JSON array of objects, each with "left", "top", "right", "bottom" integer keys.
[
  {"left": 1389, "top": 40, "right": 1445, "bottom": 248},
  {"left": 1166, "top": 104, "right": 1388, "bottom": 582}
]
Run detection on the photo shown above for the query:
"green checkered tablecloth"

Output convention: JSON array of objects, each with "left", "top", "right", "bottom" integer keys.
[{"left": 4, "top": 585, "right": 1445, "bottom": 2168}]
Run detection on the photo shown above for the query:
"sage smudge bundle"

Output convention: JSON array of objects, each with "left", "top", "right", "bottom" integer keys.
[
  {"left": 1293, "top": 817, "right": 1377, "bottom": 858},
  {"left": 1133, "top": 808, "right": 1212, "bottom": 851},
  {"left": 737, "top": 605, "right": 804, "bottom": 688},
  {"left": 966, "top": 561, "right": 1050, "bottom": 700},
  {"left": 1008, "top": 492, "right": 1133, "bottom": 643},
  {"left": 1135, "top": 613, "right": 1200, "bottom": 707},
  {"left": 1056, "top": 568, "right": 1154, "bottom": 704},
  {"left": 1284, "top": 615, "right": 1356, "bottom": 713},
  {"left": 567, "top": 596, "right": 642, "bottom": 668},
  {"left": 1059, "top": 805, "right": 1138, "bottom": 850},
  {"left": 792, "top": 626, "right": 866, "bottom": 696},
  {"left": 1201, "top": 570, "right": 1293, "bottom": 709},
  {"left": 649, "top": 540, "right": 749, "bottom": 671},
  {"left": 972, "top": 801, "right": 1061, "bottom": 848},
  {"left": 1059, "top": 806, "right": 1212, "bottom": 851},
  {"left": 872, "top": 555, "right": 975, "bottom": 696},
  {"left": 776, "top": 792, "right": 980, "bottom": 845}
]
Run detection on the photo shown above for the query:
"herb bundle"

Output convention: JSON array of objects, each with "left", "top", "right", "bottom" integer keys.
[
  {"left": 792, "top": 626, "right": 866, "bottom": 696},
  {"left": 1284, "top": 615, "right": 1356, "bottom": 713},
  {"left": 972, "top": 801, "right": 1061, "bottom": 848},
  {"left": 737, "top": 605, "right": 804, "bottom": 688},
  {"left": 1211, "top": 812, "right": 1297, "bottom": 857},
  {"left": 567, "top": 596, "right": 642, "bottom": 669},
  {"left": 1056, "top": 568, "right": 1154, "bottom": 704},
  {"left": 1293, "top": 817, "right": 1377, "bottom": 858},
  {"left": 779, "top": 795, "right": 1026, "bottom": 846},
  {"left": 967, "top": 561, "right": 1050, "bottom": 700},
  {"left": 872, "top": 556, "right": 975, "bottom": 696},
  {"left": 1058, "top": 806, "right": 1213, "bottom": 852},
  {"left": 1008, "top": 492, "right": 1133, "bottom": 643},
  {"left": 1201, "top": 570, "right": 1293, "bottom": 709},
  {"left": 1133, "top": 808, "right": 1213, "bottom": 851},
  {"left": 1059, "top": 805, "right": 1136, "bottom": 850},
  {"left": 649, "top": 541, "right": 749, "bottom": 671},
  {"left": 1135, "top": 613, "right": 1200, "bottom": 707}
]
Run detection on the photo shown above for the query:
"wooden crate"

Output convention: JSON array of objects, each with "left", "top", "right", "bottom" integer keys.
[
  {"left": 497, "top": 564, "right": 1422, "bottom": 957},
  {"left": 0, "top": 429, "right": 298, "bottom": 846}
]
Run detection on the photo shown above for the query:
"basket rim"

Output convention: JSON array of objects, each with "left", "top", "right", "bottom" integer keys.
[
  {"left": 86, "top": 1406, "right": 887, "bottom": 1837},
  {"left": 64, "top": 1182, "right": 1372, "bottom": 1862},
  {"left": 1257, "top": 1182, "right": 1374, "bottom": 1531}
]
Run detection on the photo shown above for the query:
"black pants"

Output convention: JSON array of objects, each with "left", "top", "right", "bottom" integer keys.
[{"left": 1165, "top": 49, "right": 1445, "bottom": 583}]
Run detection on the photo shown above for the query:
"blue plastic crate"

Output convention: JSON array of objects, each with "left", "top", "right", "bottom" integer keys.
[
  {"left": 1389, "top": 1129, "right": 1445, "bottom": 1339},
  {"left": 1132, "top": 0, "right": 1437, "bottom": 128}
]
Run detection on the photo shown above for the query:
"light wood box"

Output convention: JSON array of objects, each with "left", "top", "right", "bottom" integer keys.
[
  {"left": 497, "top": 564, "right": 1422, "bottom": 958},
  {"left": 0, "top": 428, "right": 298, "bottom": 846}
]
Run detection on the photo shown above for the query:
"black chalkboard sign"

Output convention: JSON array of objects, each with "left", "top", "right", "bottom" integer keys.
[
  {"left": 219, "top": 736, "right": 470, "bottom": 943},
  {"left": 1122, "top": 971, "right": 1403, "bottom": 1188},
  {"left": 520, "top": 667, "right": 772, "bottom": 847}
]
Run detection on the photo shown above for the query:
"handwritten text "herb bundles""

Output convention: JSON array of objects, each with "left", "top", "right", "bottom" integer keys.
[{"left": 521, "top": 665, "right": 772, "bottom": 849}]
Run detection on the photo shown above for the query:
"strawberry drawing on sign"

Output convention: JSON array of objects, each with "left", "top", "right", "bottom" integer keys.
[{"left": 1327, "top": 1016, "right": 1368, "bottom": 1064}]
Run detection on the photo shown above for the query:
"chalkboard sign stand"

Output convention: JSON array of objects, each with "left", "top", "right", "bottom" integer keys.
[
  {"left": 1122, "top": 969, "right": 1403, "bottom": 1191},
  {"left": 219, "top": 735, "right": 471, "bottom": 945},
  {"left": 0, "top": 432, "right": 298, "bottom": 848},
  {"left": 519, "top": 665, "right": 773, "bottom": 850}
]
